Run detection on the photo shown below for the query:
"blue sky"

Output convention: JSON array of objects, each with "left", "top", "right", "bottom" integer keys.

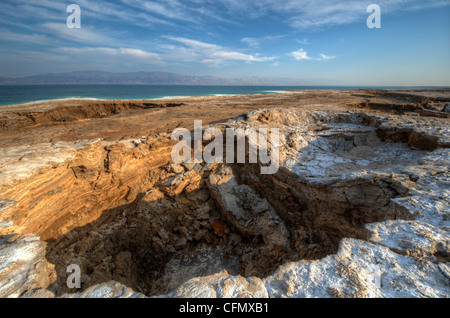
[{"left": 0, "top": 0, "right": 449, "bottom": 85}]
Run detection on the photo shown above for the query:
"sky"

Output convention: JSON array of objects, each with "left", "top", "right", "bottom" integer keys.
[{"left": 0, "top": 0, "right": 449, "bottom": 86}]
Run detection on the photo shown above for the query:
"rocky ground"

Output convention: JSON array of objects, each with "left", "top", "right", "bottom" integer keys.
[{"left": 0, "top": 89, "right": 449, "bottom": 298}]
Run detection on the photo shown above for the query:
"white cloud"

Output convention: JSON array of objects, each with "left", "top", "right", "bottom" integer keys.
[
  {"left": 289, "top": 49, "right": 336, "bottom": 61},
  {"left": 164, "top": 37, "right": 218, "bottom": 50},
  {"left": 289, "top": 49, "right": 312, "bottom": 61}
]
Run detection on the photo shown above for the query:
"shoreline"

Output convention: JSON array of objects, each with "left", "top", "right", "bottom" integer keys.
[
  {"left": 2, "top": 86, "right": 449, "bottom": 109},
  {"left": 0, "top": 93, "right": 276, "bottom": 109},
  {"left": 0, "top": 91, "right": 292, "bottom": 110}
]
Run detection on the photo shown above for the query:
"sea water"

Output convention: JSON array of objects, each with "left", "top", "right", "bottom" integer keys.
[{"left": 0, "top": 84, "right": 404, "bottom": 107}]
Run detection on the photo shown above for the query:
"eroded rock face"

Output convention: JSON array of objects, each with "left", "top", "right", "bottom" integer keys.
[
  {"left": 0, "top": 104, "right": 449, "bottom": 298},
  {"left": 207, "top": 165, "right": 290, "bottom": 249},
  {"left": 0, "top": 232, "right": 56, "bottom": 298}
]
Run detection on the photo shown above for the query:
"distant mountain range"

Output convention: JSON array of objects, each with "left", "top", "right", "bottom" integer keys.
[{"left": 0, "top": 71, "right": 303, "bottom": 85}]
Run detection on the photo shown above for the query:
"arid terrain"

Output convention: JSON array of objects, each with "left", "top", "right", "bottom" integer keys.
[{"left": 0, "top": 89, "right": 449, "bottom": 298}]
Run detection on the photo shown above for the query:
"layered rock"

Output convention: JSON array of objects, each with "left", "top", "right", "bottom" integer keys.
[{"left": 0, "top": 136, "right": 176, "bottom": 241}]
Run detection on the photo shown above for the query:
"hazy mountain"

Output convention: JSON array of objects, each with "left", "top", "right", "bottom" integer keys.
[
  {"left": 0, "top": 71, "right": 300, "bottom": 85},
  {"left": 0, "top": 76, "right": 14, "bottom": 82}
]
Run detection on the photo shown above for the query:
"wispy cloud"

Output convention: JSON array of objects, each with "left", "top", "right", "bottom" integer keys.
[
  {"left": 164, "top": 36, "right": 277, "bottom": 64},
  {"left": 319, "top": 53, "right": 336, "bottom": 60},
  {"left": 0, "top": 46, "right": 164, "bottom": 76},
  {"left": 2, "top": 0, "right": 449, "bottom": 33},
  {"left": 0, "top": 0, "right": 64, "bottom": 21},
  {"left": 199, "top": 0, "right": 450, "bottom": 30},
  {"left": 54, "top": 47, "right": 161, "bottom": 60},
  {"left": 51, "top": 46, "right": 165, "bottom": 68},
  {"left": 0, "top": 0, "right": 175, "bottom": 30},
  {"left": 41, "top": 23, "right": 117, "bottom": 45},
  {"left": 289, "top": 49, "right": 336, "bottom": 61},
  {"left": 0, "top": 29, "right": 51, "bottom": 45},
  {"left": 128, "top": 0, "right": 194, "bottom": 22},
  {"left": 296, "top": 38, "right": 310, "bottom": 45},
  {"left": 241, "top": 35, "right": 287, "bottom": 48},
  {"left": 119, "top": 0, "right": 232, "bottom": 26}
]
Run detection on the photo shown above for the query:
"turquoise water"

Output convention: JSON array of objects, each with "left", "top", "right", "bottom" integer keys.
[{"left": 0, "top": 84, "right": 406, "bottom": 107}]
